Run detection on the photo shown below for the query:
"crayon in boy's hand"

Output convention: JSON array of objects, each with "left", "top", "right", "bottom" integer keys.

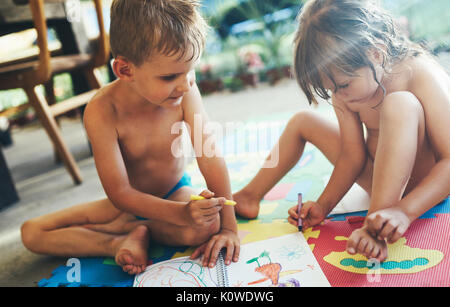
[{"left": 190, "top": 195, "right": 236, "bottom": 206}]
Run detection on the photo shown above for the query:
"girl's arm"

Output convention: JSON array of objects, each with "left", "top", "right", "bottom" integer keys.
[{"left": 317, "top": 97, "right": 367, "bottom": 214}]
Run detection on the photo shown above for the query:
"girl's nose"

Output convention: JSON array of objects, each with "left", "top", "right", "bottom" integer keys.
[{"left": 336, "top": 89, "right": 348, "bottom": 100}]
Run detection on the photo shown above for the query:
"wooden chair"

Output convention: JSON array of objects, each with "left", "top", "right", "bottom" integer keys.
[{"left": 0, "top": 0, "right": 109, "bottom": 184}]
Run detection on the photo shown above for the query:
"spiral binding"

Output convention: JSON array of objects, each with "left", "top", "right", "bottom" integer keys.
[{"left": 216, "top": 249, "right": 229, "bottom": 287}]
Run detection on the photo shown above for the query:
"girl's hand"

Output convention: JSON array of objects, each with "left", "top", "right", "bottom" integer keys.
[
  {"left": 288, "top": 201, "right": 329, "bottom": 230},
  {"left": 190, "top": 228, "right": 240, "bottom": 268},
  {"left": 184, "top": 190, "right": 224, "bottom": 227},
  {"left": 365, "top": 206, "right": 412, "bottom": 243}
]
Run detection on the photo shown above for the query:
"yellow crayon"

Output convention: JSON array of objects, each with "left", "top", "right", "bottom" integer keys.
[{"left": 190, "top": 195, "right": 236, "bottom": 206}]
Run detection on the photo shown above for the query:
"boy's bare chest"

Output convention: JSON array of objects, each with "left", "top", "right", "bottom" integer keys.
[{"left": 115, "top": 107, "right": 184, "bottom": 162}]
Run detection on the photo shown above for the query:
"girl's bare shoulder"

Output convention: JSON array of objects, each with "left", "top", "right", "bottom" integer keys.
[{"left": 406, "top": 55, "right": 449, "bottom": 87}]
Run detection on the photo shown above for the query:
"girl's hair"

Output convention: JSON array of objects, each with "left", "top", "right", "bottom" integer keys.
[
  {"left": 110, "top": 0, "right": 208, "bottom": 66},
  {"left": 294, "top": 0, "right": 424, "bottom": 105}
]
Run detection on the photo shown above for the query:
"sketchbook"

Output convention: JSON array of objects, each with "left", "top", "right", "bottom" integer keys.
[{"left": 133, "top": 232, "right": 330, "bottom": 287}]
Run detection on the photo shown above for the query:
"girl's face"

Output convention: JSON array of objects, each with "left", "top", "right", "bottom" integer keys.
[
  {"left": 131, "top": 52, "right": 197, "bottom": 108},
  {"left": 323, "top": 65, "right": 383, "bottom": 105}
]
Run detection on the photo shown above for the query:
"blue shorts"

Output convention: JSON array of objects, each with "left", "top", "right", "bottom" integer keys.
[{"left": 135, "top": 172, "right": 192, "bottom": 220}]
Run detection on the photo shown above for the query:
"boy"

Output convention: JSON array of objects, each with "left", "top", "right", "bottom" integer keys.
[{"left": 21, "top": 0, "right": 240, "bottom": 275}]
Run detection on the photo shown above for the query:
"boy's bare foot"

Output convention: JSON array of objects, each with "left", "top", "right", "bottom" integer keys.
[
  {"left": 233, "top": 189, "right": 261, "bottom": 219},
  {"left": 346, "top": 226, "right": 388, "bottom": 262},
  {"left": 114, "top": 225, "right": 150, "bottom": 275}
]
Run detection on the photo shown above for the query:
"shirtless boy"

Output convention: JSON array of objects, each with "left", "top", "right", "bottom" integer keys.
[{"left": 21, "top": 0, "right": 240, "bottom": 275}]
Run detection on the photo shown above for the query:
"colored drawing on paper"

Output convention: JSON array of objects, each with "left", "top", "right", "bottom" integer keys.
[
  {"left": 134, "top": 259, "right": 217, "bottom": 287},
  {"left": 245, "top": 250, "right": 302, "bottom": 287},
  {"left": 277, "top": 245, "right": 307, "bottom": 261}
]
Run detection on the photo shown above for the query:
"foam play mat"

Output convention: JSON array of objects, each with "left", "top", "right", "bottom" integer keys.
[{"left": 38, "top": 109, "right": 450, "bottom": 287}]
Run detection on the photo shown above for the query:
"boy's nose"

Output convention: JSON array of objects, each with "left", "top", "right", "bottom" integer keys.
[{"left": 177, "top": 73, "right": 195, "bottom": 93}]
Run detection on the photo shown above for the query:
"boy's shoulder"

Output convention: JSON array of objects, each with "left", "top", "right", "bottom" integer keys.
[{"left": 84, "top": 82, "right": 119, "bottom": 126}]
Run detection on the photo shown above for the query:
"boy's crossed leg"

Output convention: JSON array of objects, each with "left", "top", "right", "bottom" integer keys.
[{"left": 21, "top": 186, "right": 220, "bottom": 275}]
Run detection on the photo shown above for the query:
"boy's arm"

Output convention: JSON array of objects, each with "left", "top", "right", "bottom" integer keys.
[
  {"left": 83, "top": 98, "right": 189, "bottom": 226},
  {"left": 182, "top": 83, "right": 236, "bottom": 231},
  {"left": 317, "top": 97, "right": 367, "bottom": 214},
  {"left": 182, "top": 83, "right": 239, "bottom": 266}
]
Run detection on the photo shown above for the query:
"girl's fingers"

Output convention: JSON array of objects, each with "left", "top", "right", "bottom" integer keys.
[
  {"left": 288, "top": 205, "right": 299, "bottom": 219},
  {"left": 287, "top": 216, "right": 298, "bottom": 227},
  {"left": 299, "top": 203, "right": 311, "bottom": 219}
]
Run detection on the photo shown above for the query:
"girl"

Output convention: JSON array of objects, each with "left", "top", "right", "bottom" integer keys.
[{"left": 233, "top": 0, "right": 450, "bottom": 262}]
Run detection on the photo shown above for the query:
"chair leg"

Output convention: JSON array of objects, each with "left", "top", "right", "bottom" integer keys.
[
  {"left": 24, "top": 86, "right": 83, "bottom": 185},
  {"left": 84, "top": 67, "right": 103, "bottom": 89},
  {"left": 44, "top": 78, "right": 57, "bottom": 106},
  {"left": 44, "top": 78, "right": 62, "bottom": 164}
]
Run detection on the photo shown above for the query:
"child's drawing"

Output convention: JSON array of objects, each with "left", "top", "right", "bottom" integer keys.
[
  {"left": 134, "top": 259, "right": 217, "bottom": 287},
  {"left": 246, "top": 250, "right": 301, "bottom": 287},
  {"left": 134, "top": 233, "right": 330, "bottom": 287},
  {"left": 277, "top": 245, "right": 307, "bottom": 261}
]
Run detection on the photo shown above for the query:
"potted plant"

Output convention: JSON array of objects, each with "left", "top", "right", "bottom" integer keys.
[
  {"left": 236, "top": 48, "right": 265, "bottom": 87},
  {"left": 196, "top": 63, "right": 224, "bottom": 95}
]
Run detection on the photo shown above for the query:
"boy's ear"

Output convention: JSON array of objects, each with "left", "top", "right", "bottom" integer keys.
[{"left": 112, "top": 56, "right": 135, "bottom": 81}]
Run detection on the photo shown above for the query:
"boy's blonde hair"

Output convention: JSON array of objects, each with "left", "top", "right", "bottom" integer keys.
[
  {"left": 294, "top": 0, "right": 424, "bottom": 105},
  {"left": 110, "top": 0, "right": 208, "bottom": 66}
]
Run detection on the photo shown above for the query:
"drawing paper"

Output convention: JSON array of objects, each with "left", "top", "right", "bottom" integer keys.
[{"left": 134, "top": 232, "right": 330, "bottom": 287}]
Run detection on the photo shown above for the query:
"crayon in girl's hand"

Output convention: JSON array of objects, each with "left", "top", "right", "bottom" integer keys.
[
  {"left": 297, "top": 193, "right": 303, "bottom": 231},
  {"left": 190, "top": 195, "right": 236, "bottom": 206}
]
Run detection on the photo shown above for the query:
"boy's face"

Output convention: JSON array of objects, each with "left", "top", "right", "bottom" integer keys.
[{"left": 131, "top": 51, "right": 198, "bottom": 107}]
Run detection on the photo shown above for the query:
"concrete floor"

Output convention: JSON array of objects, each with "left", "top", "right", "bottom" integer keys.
[{"left": 0, "top": 79, "right": 310, "bottom": 286}]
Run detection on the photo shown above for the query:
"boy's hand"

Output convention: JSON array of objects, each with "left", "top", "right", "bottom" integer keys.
[
  {"left": 184, "top": 190, "right": 224, "bottom": 227},
  {"left": 190, "top": 228, "right": 240, "bottom": 268},
  {"left": 287, "top": 201, "right": 328, "bottom": 230}
]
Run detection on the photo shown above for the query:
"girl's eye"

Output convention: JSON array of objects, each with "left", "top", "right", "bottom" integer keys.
[{"left": 338, "top": 83, "right": 349, "bottom": 89}]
